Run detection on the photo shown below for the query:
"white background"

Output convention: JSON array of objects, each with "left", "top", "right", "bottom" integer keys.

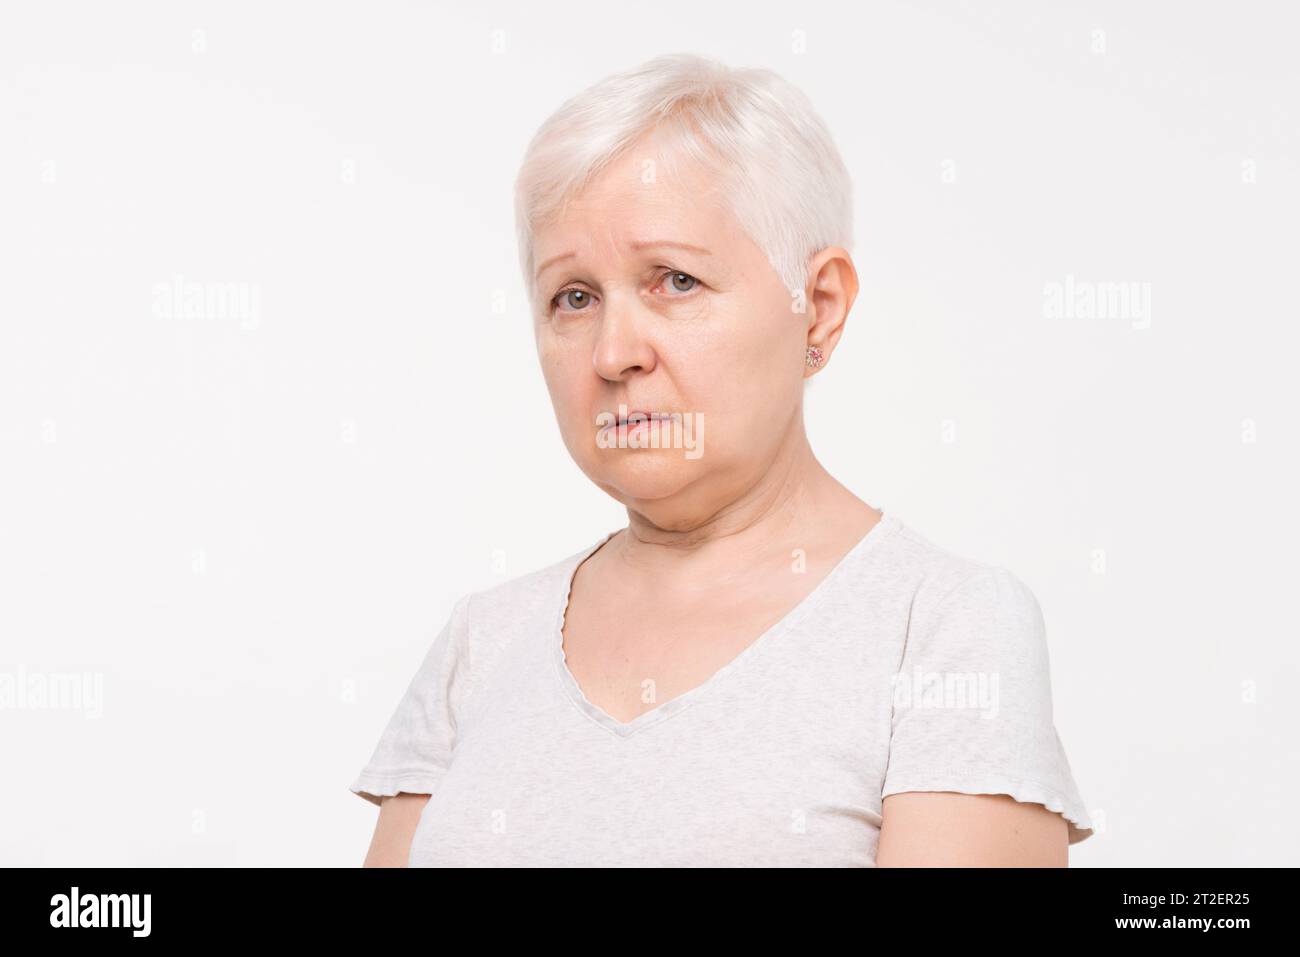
[{"left": 2, "top": 0, "right": 1296, "bottom": 866}]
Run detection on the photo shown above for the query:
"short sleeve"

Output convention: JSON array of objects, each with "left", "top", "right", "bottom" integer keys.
[
  {"left": 348, "top": 594, "right": 472, "bottom": 807},
  {"left": 882, "top": 566, "right": 1095, "bottom": 845}
]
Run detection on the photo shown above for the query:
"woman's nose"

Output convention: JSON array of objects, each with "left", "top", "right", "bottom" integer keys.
[{"left": 591, "top": 292, "right": 657, "bottom": 381}]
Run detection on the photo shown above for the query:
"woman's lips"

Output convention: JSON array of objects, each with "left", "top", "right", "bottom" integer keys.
[{"left": 598, "top": 411, "right": 679, "bottom": 437}]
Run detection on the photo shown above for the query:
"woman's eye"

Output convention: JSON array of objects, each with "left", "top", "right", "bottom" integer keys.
[
  {"left": 662, "top": 271, "right": 699, "bottom": 294},
  {"left": 551, "top": 273, "right": 697, "bottom": 312},
  {"left": 553, "top": 288, "right": 593, "bottom": 312}
]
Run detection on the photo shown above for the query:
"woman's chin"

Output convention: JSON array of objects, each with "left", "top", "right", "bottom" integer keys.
[{"left": 591, "top": 454, "right": 702, "bottom": 504}]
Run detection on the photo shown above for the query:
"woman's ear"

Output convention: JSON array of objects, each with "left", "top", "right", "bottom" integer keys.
[{"left": 802, "top": 246, "right": 859, "bottom": 371}]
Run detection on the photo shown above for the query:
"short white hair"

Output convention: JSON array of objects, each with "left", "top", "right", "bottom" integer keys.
[{"left": 514, "top": 53, "right": 854, "bottom": 308}]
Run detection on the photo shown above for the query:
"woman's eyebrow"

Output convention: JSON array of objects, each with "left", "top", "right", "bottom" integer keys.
[
  {"left": 535, "top": 240, "right": 712, "bottom": 280},
  {"left": 627, "top": 240, "right": 713, "bottom": 256}
]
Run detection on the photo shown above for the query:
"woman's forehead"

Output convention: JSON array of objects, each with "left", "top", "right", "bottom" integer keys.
[
  {"left": 534, "top": 174, "right": 737, "bottom": 278},
  {"left": 535, "top": 236, "right": 713, "bottom": 281}
]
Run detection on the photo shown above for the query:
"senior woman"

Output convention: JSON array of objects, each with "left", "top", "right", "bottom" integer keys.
[{"left": 350, "top": 53, "right": 1094, "bottom": 867}]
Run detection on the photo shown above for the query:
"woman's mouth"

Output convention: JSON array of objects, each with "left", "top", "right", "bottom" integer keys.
[{"left": 598, "top": 410, "right": 680, "bottom": 436}]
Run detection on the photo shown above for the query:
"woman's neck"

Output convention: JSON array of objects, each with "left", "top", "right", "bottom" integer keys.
[{"left": 611, "top": 429, "right": 878, "bottom": 581}]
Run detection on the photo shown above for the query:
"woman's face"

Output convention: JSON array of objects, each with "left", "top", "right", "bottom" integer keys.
[{"left": 531, "top": 138, "right": 817, "bottom": 530}]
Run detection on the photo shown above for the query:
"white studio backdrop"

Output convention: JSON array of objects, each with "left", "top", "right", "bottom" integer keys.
[{"left": 1, "top": 0, "right": 1296, "bottom": 866}]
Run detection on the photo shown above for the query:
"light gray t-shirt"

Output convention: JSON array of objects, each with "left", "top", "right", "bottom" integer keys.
[{"left": 349, "top": 511, "right": 1095, "bottom": 866}]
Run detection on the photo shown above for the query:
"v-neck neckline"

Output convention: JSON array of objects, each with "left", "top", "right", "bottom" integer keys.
[{"left": 551, "top": 511, "right": 901, "bottom": 739}]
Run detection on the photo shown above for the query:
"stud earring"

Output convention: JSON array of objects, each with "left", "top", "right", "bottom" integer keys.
[{"left": 805, "top": 345, "right": 824, "bottom": 368}]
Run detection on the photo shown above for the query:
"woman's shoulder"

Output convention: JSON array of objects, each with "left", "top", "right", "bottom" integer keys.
[{"left": 881, "top": 514, "right": 1044, "bottom": 627}]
